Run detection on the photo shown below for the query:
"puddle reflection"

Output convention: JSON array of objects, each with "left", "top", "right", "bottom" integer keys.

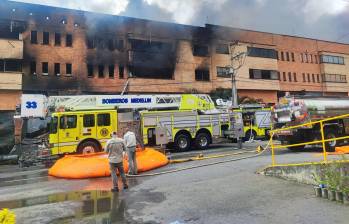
[{"left": 0, "top": 190, "right": 128, "bottom": 223}]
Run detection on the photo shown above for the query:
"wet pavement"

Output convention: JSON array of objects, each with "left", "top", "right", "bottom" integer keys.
[{"left": 1, "top": 142, "right": 348, "bottom": 223}]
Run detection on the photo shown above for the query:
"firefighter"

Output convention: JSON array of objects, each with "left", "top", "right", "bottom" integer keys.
[
  {"left": 123, "top": 128, "right": 138, "bottom": 175},
  {"left": 105, "top": 132, "right": 128, "bottom": 192}
]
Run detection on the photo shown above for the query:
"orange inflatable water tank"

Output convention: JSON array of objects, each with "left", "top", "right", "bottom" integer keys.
[{"left": 48, "top": 148, "right": 168, "bottom": 179}]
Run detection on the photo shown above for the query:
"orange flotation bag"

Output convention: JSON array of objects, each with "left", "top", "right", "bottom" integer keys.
[{"left": 48, "top": 148, "right": 168, "bottom": 179}]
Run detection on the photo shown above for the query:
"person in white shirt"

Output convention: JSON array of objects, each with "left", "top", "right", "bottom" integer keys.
[{"left": 123, "top": 128, "right": 138, "bottom": 175}]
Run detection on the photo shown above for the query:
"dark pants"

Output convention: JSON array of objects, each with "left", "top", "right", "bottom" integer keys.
[
  {"left": 127, "top": 147, "right": 138, "bottom": 175},
  {"left": 109, "top": 162, "right": 127, "bottom": 189}
]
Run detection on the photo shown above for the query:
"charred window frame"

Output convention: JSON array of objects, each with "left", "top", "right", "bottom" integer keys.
[
  {"left": 54, "top": 33, "right": 61, "bottom": 46},
  {"left": 42, "top": 31, "right": 49, "bottom": 45},
  {"left": 117, "top": 39, "right": 124, "bottom": 51},
  {"left": 86, "top": 37, "right": 95, "bottom": 49},
  {"left": 195, "top": 69, "right": 210, "bottom": 81},
  {"left": 98, "top": 65, "right": 104, "bottom": 78},
  {"left": 54, "top": 63, "right": 60, "bottom": 76},
  {"left": 30, "top": 61, "right": 36, "bottom": 75},
  {"left": 42, "top": 62, "right": 48, "bottom": 75},
  {"left": 87, "top": 64, "right": 94, "bottom": 78},
  {"left": 108, "top": 65, "right": 114, "bottom": 78},
  {"left": 108, "top": 39, "right": 115, "bottom": 51},
  {"left": 31, "top": 30, "right": 37, "bottom": 44},
  {"left": 193, "top": 44, "right": 209, "bottom": 57},
  {"left": 215, "top": 44, "right": 229, "bottom": 54},
  {"left": 66, "top": 34, "right": 73, "bottom": 47},
  {"left": 0, "top": 59, "right": 22, "bottom": 72},
  {"left": 66, "top": 63, "right": 72, "bottom": 76},
  {"left": 250, "top": 69, "right": 279, "bottom": 80},
  {"left": 248, "top": 47, "right": 277, "bottom": 59},
  {"left": 119, "top": 66, "right": 124, "bottom": 79},
  {"left": 216, "top": 66, "right": 231, "bottom": 78}
]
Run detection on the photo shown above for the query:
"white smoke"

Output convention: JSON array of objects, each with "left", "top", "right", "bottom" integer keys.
[
  {"left": 13, "top": 0, "right": 130, "bottom": 14},
  {"left": 143, "top": 0, "right": 228, "bottom": 24}
]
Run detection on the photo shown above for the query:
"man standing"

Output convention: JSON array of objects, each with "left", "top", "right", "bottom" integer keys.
[
  {"left": 123, "top": 128, "right": 138, "bottom": 175},
  {"left": 105, "top": 132, "right": 128, "bottom": 192}
]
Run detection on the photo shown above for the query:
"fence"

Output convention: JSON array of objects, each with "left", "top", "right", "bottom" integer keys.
[{"left": 269, "top": 113, "right": 349, "bottom": 166}]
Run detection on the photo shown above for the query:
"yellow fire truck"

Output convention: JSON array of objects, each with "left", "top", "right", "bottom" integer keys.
[
  {"left": 233, "top": 105, "right": 271, "bottom": 141},
  {"left": 18, "top": 94, "right": 244, "bottom": 156}
]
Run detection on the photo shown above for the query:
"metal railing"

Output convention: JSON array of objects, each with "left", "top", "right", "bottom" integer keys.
[{"left": 269, "top": 113, "right": 349, "bottom": 166}]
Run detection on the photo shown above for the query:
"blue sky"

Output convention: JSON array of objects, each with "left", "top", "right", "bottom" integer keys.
[{"left": 13, "top": 0, "right": 349, "bottom": 43}]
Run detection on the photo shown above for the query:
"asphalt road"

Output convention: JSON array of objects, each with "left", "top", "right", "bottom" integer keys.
[{"left": 0, "top": 141, "right": 348, "bottom": 224}]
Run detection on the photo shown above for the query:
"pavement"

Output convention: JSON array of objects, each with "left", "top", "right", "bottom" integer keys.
[{"left": 0, "top": 141, "right": 348, "bottom": 223}]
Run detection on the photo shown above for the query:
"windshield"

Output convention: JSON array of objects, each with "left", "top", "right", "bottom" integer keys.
[{"left": 50, "top": 116, "right": 58, "bottom": 134}]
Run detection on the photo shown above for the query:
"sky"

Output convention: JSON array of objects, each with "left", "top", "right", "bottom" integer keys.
[{"left": 13, "top": 0, "right": 349, "bottom": 43}]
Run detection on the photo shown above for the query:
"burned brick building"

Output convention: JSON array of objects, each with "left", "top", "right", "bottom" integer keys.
[{"left": 2, "top": 0, "right": 349, "bottom": 110}]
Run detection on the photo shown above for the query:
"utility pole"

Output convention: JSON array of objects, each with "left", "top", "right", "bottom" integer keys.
[
  {"left": 229, "top": 42, "right": 246, "bottom": 107},
  {"left": 229, "top": 42, "right": 247, "bottom": 149}
]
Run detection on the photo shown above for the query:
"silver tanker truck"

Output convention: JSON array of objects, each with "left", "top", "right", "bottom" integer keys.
[{"left": 273, "top": 95, "right": 349, "bottom": 151}]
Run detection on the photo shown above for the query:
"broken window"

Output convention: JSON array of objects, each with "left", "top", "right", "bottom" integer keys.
[
  {"left": 55, "top": 33, "right": 61, "bottom": 46},
  {"left": 66, "top": 34, "right": 73, "bottom": 47},
  {"left": 54, "top": 63, "right": 60, "bottom": 76},
  {"left": 87, "top": 64, "right": 93, "bottom": 77},
  {"left": 66, "top": 63, "right": 72, "bottom": 75},
  {"left": 98, "top": 65, "right": 104, "bottom": 78},
  {"left": 195, "top": 69, "right": 210, "bottom": 81},
  {"left": 108, "top": 39, "right": 114, "bottom": 51},
  {"left": 42, "top": 62, "right": 48, "bottom": 74},
  {"left": 43, "top": 32, "right": 49, "bottom": 45},
  {"left": 216, "top": 67, "right": 230, "bottom": 78},
  {"left": 30, "top": 61, "right": 36, "bottom": 74},
  {"left": 117, "top": 40, "right": 124, "bottom": 51},
  {"left": 108, "top": 65, "right": 114, "bottom": 78},
  {"left": 119, "top": 66, "right": 124, "bottom": 79},
  {"left": 31, "top": 30, "right": 37, "bottom": 44},
  {"left": 193, "top": 44, "right": 209, "bottom": 57},
  {"left": 216, "top": 44, "right": 229, "bottom": 54},
  {"left": 86, "top": 37, "right": 95, "bottom": 49}
]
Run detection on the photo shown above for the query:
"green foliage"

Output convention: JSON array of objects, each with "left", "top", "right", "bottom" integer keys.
[{"left": 314, "top": 161, "right": 349, "bottom": 192}]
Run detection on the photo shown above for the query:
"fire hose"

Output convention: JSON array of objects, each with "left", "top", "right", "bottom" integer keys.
[{"left": 126, "top": 136, "right": 273, "bottom": 178}]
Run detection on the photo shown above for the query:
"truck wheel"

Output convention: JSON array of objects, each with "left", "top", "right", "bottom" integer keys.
[
  {"left": 195, "top": 132, "right": 211, "bottom": 150},
  {"left": 174, "top": 134, "right": 191, "bottom": 151},
  {"left": 325, "top": 130, "right": 337, "bottom": 152},
  {"left": 77, "top": 141, "right": 100, "bottom": 154},
  {"left": 244, "top": 130, "right": 256, "bottom": 141}
]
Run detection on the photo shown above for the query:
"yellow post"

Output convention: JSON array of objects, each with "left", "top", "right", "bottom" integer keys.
[
  {"left": 320, "top": 121, "right": 328, "bottom": 162},
  {"left": 271, "top": 132, "right": 276, "bottom": 166}
]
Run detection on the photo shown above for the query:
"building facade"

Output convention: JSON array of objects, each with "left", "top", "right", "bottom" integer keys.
[{"left": 1, "top": 0, "right": 349, "bottom": 109}]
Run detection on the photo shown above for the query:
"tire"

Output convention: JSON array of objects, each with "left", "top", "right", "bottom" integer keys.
[
  {"left": 77, "top": 141, "right": 100, "bottom": 154},
  {"left": 174, "top": 133, "right": 191, "bottom": 151},
  {"left": 244, "top": 130, "right": 256, "bottom": 141},
  {"left": 324, "top": 129, "right": 337, "bottom": 152},
  {"left": 195, "top": 132, "right": 211, "bottom": 150}
]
